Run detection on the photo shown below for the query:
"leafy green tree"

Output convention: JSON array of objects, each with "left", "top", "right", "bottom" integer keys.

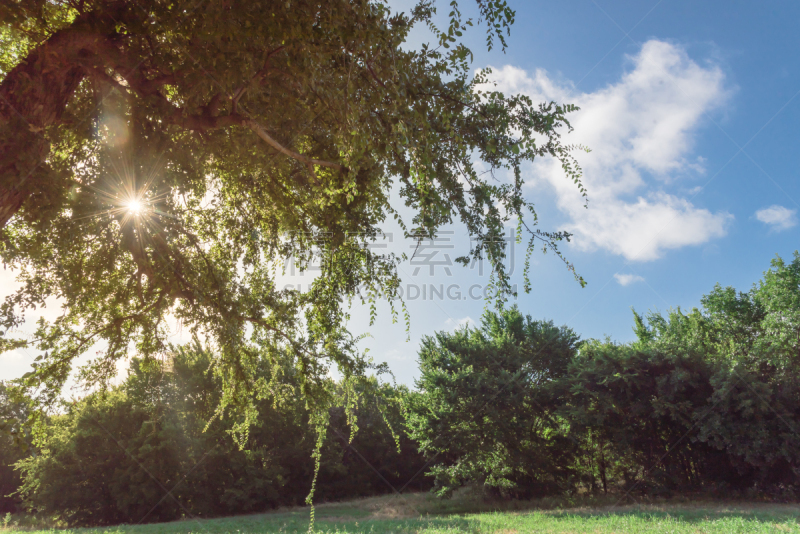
[
  {"left": 695, "top": 254, "right": 800, "bottom": 494},
  {"left": 560, "top": 340, "right": 739, "bottom": 495},
  {"left": 406, "top": 306, "right": 580, "bottom": 498},
  {"left": 603, "top": 252, "right": 800, "bottom": 495},
  {"left": 402, "top": 253, "right": 800, "bottom": 501},
  {"left": 318, "top": 381, "right": 432, "bottom": 499},
  {"left": 0, "top": 0, "right": 587, "bottom": 417},
  {"left": 699, "top": 364, "right": 800, "bottom": 494},
  {"left": 16, "top": 358, "right": 273, "bottom": 525}
]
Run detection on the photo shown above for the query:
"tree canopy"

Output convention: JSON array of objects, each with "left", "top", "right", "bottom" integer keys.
[{"left": 0, "top": 0, "right": 586, "bottom": 417}]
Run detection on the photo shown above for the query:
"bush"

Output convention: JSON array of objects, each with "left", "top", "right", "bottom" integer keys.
[
  {"left": 0, "top": 382, "right": 27, "bottom": 514},
  {"left": 16, "top": 347, "right": 428, "bottom": 526},
  {"left": 405, "top": 306, "right": 581, "bottom": 498},
  {"left": 560, "top": 340, "right": 742, "bottom": 495}
]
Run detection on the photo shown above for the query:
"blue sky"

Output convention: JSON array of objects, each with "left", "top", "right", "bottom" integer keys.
[
  {"left": 2, "top": 0, "right": 799, "bottom": 388},
  {"left": 346, "top": 0, "right": 800, "bottom": 384}
]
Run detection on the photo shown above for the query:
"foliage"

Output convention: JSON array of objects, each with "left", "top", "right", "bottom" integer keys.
[
  {"left": 695, "top": 254, "right": 800, "bottom": 494},
  {"left": 560, "top": 340, "right": 741, "bottom": 495},
  {"left": 0, "top": 0, "right": 587, "bottom": 423},
  {"left": 408, "top": 253, "right": 800, "bottom": 500},
  {"left": 14, "top": 345, "right": 428, "bottom": 526},
  {"left": 0, "top": 381, "right": 28, "bottom": 513},
  {"left": 7, "top": 253, "right": 800, "bottom": 525},
  {"left": 405, "top": 306, "right": 581, "bottom": 498},
  {"left": 321, "top": 381, "right": 431, "bottom": 500},
  {"left": 566, "top": 252, "right": 800, "bottom": 497}
]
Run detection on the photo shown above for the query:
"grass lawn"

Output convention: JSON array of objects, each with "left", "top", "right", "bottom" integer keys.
[{"left": 5, "top": 493, "right": 800, "bottom": 533}]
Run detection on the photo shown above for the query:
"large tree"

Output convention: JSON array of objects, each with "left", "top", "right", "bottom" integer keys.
[{"left": 0, "top": 0, "right": 586, "bottom": 415}]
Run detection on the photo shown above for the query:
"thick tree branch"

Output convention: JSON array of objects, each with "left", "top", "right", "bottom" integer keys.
[
  {"left": 0, "top": 6, "right": 344, "bottom": 230},
  {"left": 0, "top": 2, "right": 133, "bottom": 228},
  {"left": 116, "top": 62, "right": 343, "bottom": 173},
  {"left": 243, "top": 118, "right": 343, "bottom": 171}
]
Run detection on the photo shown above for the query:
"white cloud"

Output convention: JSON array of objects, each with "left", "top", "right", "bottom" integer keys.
[
  {"left": 755, "top": 205, "right": 797, "bottom": 231},
  {"left": 444, "top": 316, "right": 476, "bottom": 331},
  {"left": 485, "top": 40, "right": 733, "bottom": 261},
  {"left": 614, "top": 273, "right": 645, "bottom": 286}
]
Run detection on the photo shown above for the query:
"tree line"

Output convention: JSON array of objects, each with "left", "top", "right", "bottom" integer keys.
[
  {"left": 2, "top": 252, "right": 799, "bottom": 525},
  {"left": 408, "top": 252, "right": 800, "bottom": 499},
  {"left": 0, "top": 347, "right": 429, "bottom": 524}
]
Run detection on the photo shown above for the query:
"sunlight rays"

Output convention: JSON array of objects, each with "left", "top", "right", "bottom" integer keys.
[{"left": 67, "top": 150, "right": 172, "bottom": 233}]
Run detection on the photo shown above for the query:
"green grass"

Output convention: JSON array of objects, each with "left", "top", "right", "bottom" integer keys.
[{"left": 5, "top": 493, "right": 800, "bottom": 533}]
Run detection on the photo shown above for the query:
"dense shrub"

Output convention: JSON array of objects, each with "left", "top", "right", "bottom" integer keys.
[
  {"left": 405, "top": 307, "right": 582, "bottom": 498},
  {"left": 630, "top": 253, "right": 800, "bottom": 495},
  {"left": 560, "top": 341, "right": 743, "bottom": 495},
  {"left": 15, "top": 347, "right": 428, "bottom": 526},
  {"left": 0, "top": 382, "right": 27, "bottom": 513}
]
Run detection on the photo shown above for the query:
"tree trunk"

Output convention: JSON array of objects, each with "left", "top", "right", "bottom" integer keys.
[
  {"left": 0, "top": 4, "right": 127, "bottom": 227},
  {"left": 599, "top": 441, "right": 608, "bottom": 494}
]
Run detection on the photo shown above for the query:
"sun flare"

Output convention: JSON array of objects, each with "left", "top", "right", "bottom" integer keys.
[{"left": 126, "top": 199, "right": 143, "bottom": 215}]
